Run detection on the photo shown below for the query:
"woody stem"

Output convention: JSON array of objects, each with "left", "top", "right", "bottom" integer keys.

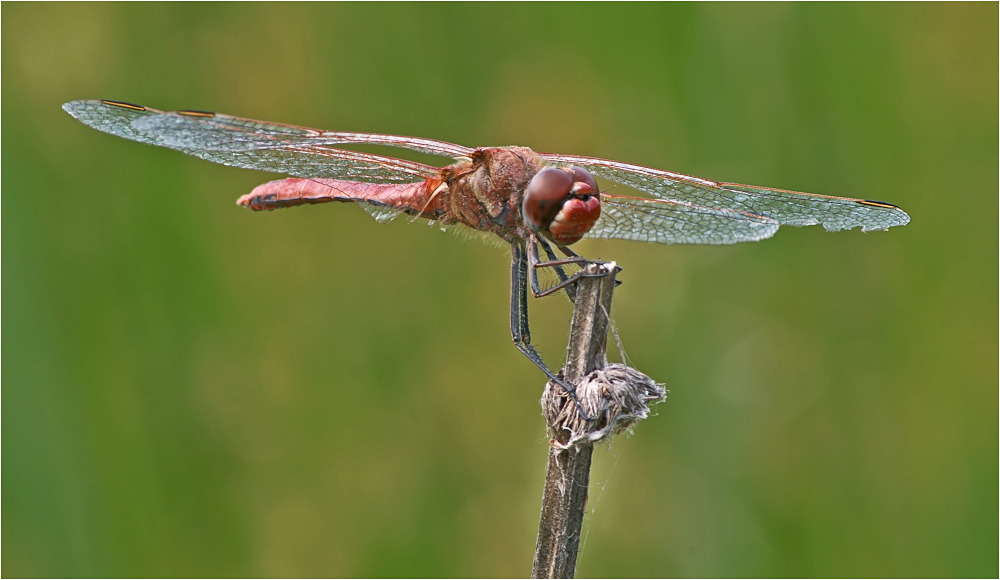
[{"left": 531, "top": 262, "right": 617, "bottom": 579}]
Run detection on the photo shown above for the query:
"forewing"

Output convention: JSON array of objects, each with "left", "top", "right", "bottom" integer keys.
[
  {"left": 543, "top": 153, "right": 910, "bottom": 234},
  {"left": 587, "top": 194, "right": 779, "bottom": 245},
  {"left": 61, "top": 100, "right": 163, "bottom": 145},
  {"left": 126, "top": 106, "right": 474, "bottom": 158},
  {"left": 62, "top": 100, "right": 452, "bottom": 183}
]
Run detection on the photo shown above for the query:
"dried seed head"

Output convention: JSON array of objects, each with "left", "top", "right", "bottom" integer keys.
[{"left": 542, "top": 364, "right": 666, "bottom": 450}]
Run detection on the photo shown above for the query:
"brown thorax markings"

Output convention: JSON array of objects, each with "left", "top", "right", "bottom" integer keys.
[{"left": 440, "top": 146, "right": 545, "bottom": 242}]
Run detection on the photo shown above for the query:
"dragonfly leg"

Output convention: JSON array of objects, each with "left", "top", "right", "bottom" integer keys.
[
  {"left": 530, "top": 236, "right": 578, "bottom": 302},
  {"left": 528, "top": 235, "right": 614, "bottom": 299},
  {"left": 510, "top": 241, "right": 596, "bottom": 421},
  {"left": 510, "top": 240, "right": 532, "bottom": 347},
  {"left": 556, "top": 242, "right": 624, "bottom": 287}
]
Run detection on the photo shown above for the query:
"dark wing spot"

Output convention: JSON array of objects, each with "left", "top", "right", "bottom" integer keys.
[
  {"left": 177, "top": 110, "right": 215, "bottom": 117},
  {"left": 859, "top": 199, "right": 899, "bottom": 209},
  {"left": 101, "top": 100, "right": 146, "bottom": 111}
]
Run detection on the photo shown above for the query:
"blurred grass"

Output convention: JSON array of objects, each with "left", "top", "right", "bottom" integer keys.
[{"left": 2, "top": 3, "right": 996, "bottom": 577}]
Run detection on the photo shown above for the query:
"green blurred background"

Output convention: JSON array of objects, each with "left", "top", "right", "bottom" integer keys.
[{"left": 3, "top": 3, "right": 996, "bottom": 577}]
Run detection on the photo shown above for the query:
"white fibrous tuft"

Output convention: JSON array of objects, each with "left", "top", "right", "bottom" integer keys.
[{"left": 542, "top": 364, "right": 666, "bottom": 450}]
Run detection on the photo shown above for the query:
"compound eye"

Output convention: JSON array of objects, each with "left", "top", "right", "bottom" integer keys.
[
  {"left": 570, "top": 167, "right": 599, "bottom": 198},
  {"left": 523, "top": 168, "right": 573, "bottom": 231}
]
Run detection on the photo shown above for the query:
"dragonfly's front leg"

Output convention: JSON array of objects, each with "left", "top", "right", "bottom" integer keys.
[
  {"left": 528, "top": 234, "right": 616, "bottom": 299},
  {"left": 510, "top": 240, "right": 595, "bottom": 420},
  {"left": 533, "top": 237, "right": 578, "bottom": 303}
]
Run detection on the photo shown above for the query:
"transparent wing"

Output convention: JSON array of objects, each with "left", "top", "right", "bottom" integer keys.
[
  {"left": 587, "top": 194, "right": 779, "bottom": 245},
  {"left": 543, "top": 153, "right": 910, "bottom": 235},
  {"left": 62, "top": 100, "right": 467, "bottom": 183},
  {"left": 124, "top": 105, "right": 473, "bottom": 158},
  {"left": 62, "top": 99, "right": 163, "bottom": 145}
]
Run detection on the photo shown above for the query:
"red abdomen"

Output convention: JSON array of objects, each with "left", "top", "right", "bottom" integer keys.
[{"left": 237, "top": 177, "right": 446, "bottom": 220}]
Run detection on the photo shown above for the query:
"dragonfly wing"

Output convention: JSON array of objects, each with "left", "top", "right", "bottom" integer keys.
[
  {"left": 715, "top": 182, "right": 910, "bottom": 232},
  {"left": 587, "top": 194, "right": 779, "bottom": 245},
  {"left": 173, "top": 143, "right": 438, "bottom": 183},
  {"left": 63, "top": 100, "right": 444, "bottom": 183},
  {"left": 125, "top": 106, "right": 474, "bottom": 158},
  {"left": 304, "top": 132, "right": 473, "bottom": 159},
  {"left": 62, "top": 99, "right": 163, "bottom": 145},
  {"left": 543, "top": 153, "right": 910, "bottom": 235}
]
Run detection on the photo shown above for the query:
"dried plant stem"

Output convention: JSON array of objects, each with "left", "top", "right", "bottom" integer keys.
[{"left": 531, "top": 263, "right": 617, "bottom": 579}]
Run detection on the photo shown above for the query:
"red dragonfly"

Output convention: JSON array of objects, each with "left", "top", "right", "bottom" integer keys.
[{"left": 63, "top": 99, "right": 910, "bottom": 398}]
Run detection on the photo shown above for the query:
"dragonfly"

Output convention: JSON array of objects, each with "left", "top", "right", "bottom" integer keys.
[{"left": 62, "top": 99, "right": 910, "bottom": 409}]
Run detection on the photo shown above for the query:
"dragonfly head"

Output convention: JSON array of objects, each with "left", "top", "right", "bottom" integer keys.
[{"left": 523, "top": 166, "right": 601, "bottom": 245}]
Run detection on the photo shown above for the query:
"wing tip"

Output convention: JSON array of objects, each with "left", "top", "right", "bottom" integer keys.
[
  {"left": 62, "top": 99, "right": 149, "bottom": 119},
  {"left": 857, "top": 200, "right": 911, "bottom": 229},
  {"left": 894, "top": 209, "right": 911, "bottom": 228},
  {"left": 61, "top": 99, "right": 86, "bottom": 116}
]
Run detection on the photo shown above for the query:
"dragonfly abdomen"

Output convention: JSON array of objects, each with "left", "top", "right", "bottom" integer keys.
[{"left": 237, "top": 177, "right": 447, "bottom": 220}]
